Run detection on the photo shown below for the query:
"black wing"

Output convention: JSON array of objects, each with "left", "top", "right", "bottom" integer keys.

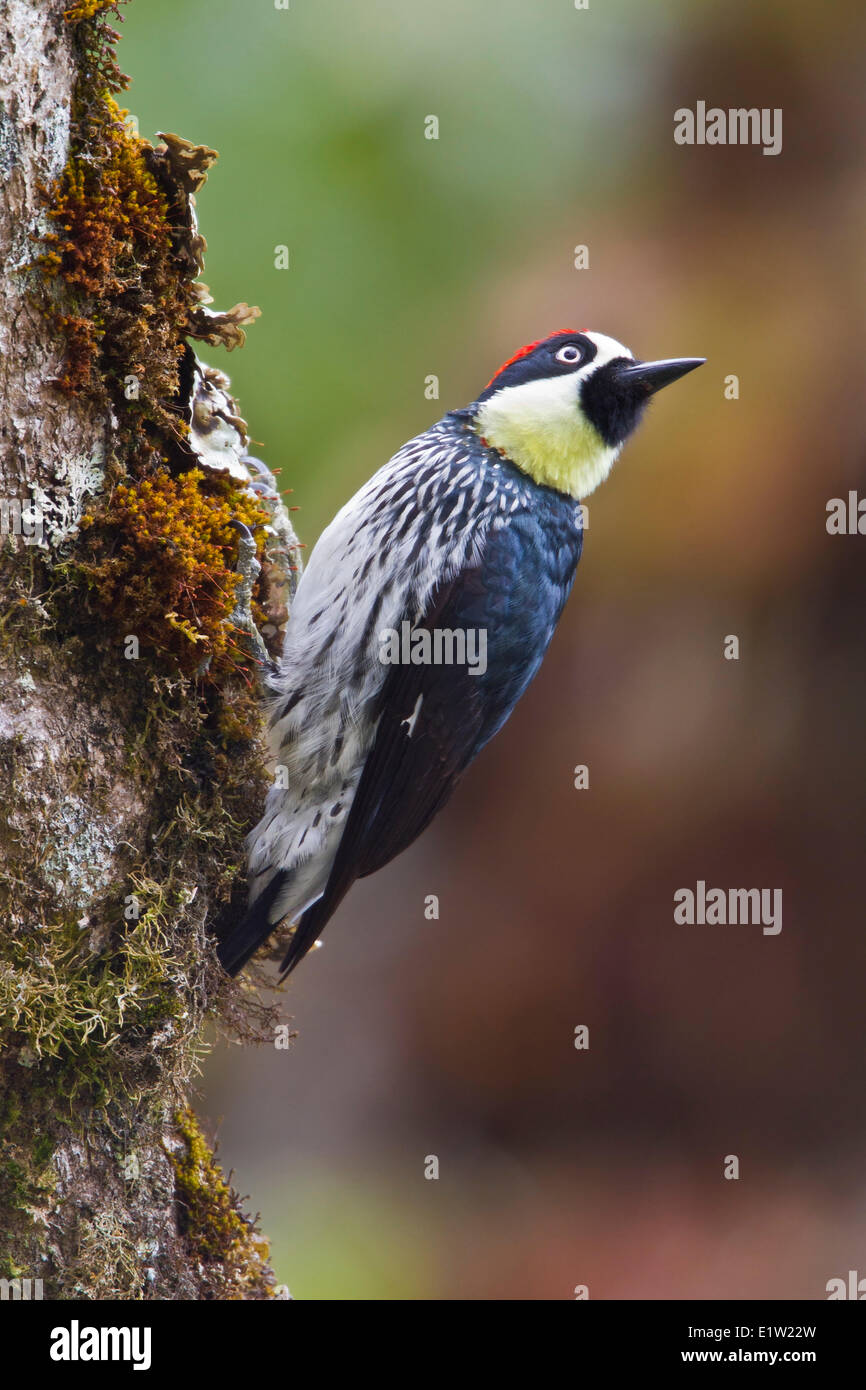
[{"left": 280, "top": 505, "right": 582, "bottom": 974}]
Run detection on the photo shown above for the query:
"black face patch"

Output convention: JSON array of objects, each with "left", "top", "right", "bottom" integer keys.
[
  {"left": 475, "top": 332, "right": 597, "bottom": 404},
  {"left": 579, "top": 356, "right": 648, "bottom": 448}
]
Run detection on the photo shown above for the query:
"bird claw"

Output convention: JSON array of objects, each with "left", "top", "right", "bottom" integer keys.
[{"left": 227, "top": 519, "right": 271, "bottom": 669}]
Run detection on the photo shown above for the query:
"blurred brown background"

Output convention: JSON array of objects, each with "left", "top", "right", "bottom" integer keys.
[{"left": 121, "top": 0, "right": 866, "bottom": 1297}]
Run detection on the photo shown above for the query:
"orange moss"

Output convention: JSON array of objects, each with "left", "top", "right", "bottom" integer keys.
[
  {"left": 42, "top": 109, "right": 169, "bottom": 300},
  {"left": 39, "top": 96, "right": 186, "bottom": 413},
  {"left": 53, "top": 315, "right": 104, "bottom": 396},
  {"left": 35, "top": 0, "right": 273, "bottom": 692},
  {"left": 78, "top": 469, "right": 269, "bottom": 678},
  {"left": 63, "top": 1, "right": 120, "bottom": 25}
]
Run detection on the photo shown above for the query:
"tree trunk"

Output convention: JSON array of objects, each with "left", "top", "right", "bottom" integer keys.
[{"left": 0, "top": 1, "right": 297, "bottom": 1299}]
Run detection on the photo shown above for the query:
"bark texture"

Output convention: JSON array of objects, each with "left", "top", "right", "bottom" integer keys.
[{"left": 0, "top": 1, "right": 296, "bottom": 1299}]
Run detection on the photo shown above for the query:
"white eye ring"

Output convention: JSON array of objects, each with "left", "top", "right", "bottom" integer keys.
[{"left": 555, "top": 344, "right": 582, "bottom": 364}]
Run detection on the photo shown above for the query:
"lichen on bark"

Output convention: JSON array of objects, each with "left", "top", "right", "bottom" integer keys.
[{"left": 0, "top": 0, "right": 296, "bottom": 1299}]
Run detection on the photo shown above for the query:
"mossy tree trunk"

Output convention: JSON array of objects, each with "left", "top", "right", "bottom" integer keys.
[{"left": 0, "top": 1, "right": 294, "bottom": 1299}]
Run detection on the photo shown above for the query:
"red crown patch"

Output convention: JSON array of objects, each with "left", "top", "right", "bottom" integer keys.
[{"left": 485, "top": 329, "right": 587, "bottom": 389}]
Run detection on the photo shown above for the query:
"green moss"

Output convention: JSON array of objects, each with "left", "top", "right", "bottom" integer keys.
[
  {"left": 0, "top": 0, "right": 285, "bottom": 1298},
  {"left": 0, "top": 1088, "right": 22, "bottom": 1137},
  {"left": 0, "top": 593, "right": 278, "bottom": 1108},
  {"left": 66, "top": 1213, "right": 142, "bottom": 1299},
  {"left": 1, "top": 884, "right": 187, "bottom": 1095},
  {"left": 170, "top": 1107, "right": 277, "bottom": 1299},
  {"left": 33, "top": 1135, "right": 55, "bottom": 1168},
  {"left": 0, "top": 1128, "right": 57, "bottom": 1236}
]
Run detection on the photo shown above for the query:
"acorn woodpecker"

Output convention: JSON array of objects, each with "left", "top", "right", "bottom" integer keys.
[{"left": 217, "top": 330, "right": 703, "bottom": 977}]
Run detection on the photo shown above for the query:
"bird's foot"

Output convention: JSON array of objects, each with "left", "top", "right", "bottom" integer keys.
[{"left": 227, "top": 519, "right": 272, "bottom": 670}]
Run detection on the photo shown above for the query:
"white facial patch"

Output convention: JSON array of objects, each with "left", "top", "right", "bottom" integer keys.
[{"left": 475, "top": 331, "right": 634, "bottom": 499}]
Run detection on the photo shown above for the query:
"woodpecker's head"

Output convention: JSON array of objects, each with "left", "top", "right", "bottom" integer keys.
[{"left": 473, "top": 329, "right": 704, "bottom": 499}]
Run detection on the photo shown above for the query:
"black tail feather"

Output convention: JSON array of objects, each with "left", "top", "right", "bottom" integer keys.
[
  {"left": 278, "top": 899, "right": 329, "bottom": 978},
  {"left": 277, "top": 910, "right": 320, "bottom": 977},
  {"left": 216, "top": 870, "right": 289, "bottom": 977},
  {"left": 278, "top": 876, "right": 357, "bottom": 978},
  {"left": 219, "top": 859, "right": 356, "bottom": 980}
]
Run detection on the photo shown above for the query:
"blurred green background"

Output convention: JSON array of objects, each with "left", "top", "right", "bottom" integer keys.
[{"left": 121, "top": 0, "right": 866, "bottom": 1299}]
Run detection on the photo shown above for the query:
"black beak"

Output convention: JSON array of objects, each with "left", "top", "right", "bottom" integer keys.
[{"left": 617, "top": 357, "right": 705, "bottom": 396}]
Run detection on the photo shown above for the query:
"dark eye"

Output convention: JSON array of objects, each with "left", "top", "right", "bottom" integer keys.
[{"left": 555, "top": 344, "right": 582, "bottom": 364}]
